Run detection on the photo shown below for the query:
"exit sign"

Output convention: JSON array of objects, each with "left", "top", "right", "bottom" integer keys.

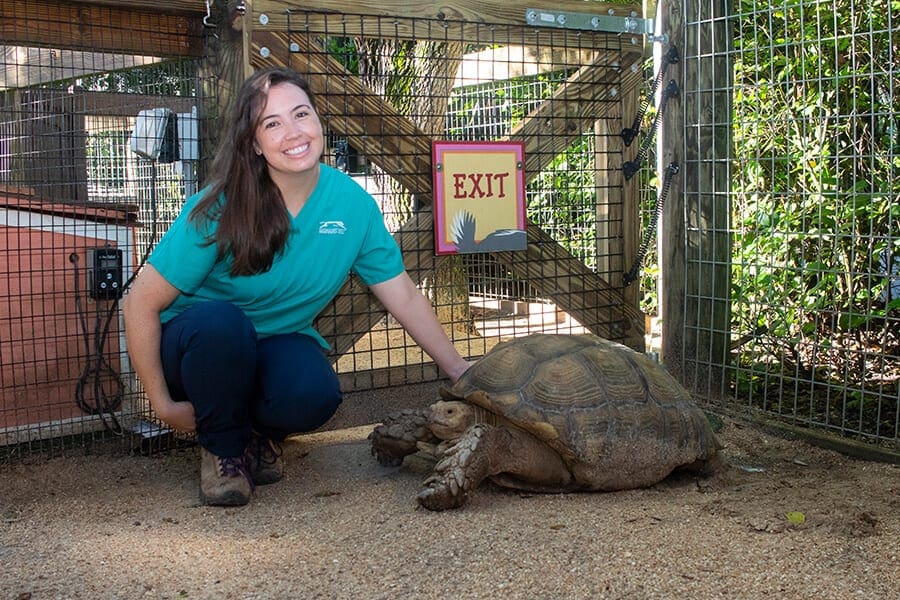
[{"left": 432, "top": 140, "right": 527, "bottom": 255}]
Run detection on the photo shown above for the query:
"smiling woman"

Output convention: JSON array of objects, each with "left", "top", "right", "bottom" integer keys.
[
  {"left": 252, "top": 81, "right": 326, "bottom": 215},
  {"left": 121, "top": 66, "right": 472, "bottom": 508}
]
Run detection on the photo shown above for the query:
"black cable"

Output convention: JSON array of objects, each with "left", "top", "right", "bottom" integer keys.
[
  {"left": 69, "top": 161, "right": 160, "bottom": 433},
  {"left": 624, "top": 162, "right": 679, "bottom": 286},
  {"left": 70, "top": 252, "right": 125, "bottom": 433}
]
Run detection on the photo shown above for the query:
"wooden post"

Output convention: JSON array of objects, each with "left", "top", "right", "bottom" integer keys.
[
  {"left": 657, "top": 0, "right": 684, "bottom": 379},
  {"left": 197, "top": 1, "right": 251, "bottom": 182},
  {"left": 619, "top": 80, "right": 642, "bottom": 313},
  {"left": 595, "top": 70, "right": 642, "bottom": 325},
  {"left": 240, "top": 0, "right": 254, "bottom": 79},
  {"left": 658, "top": 0, "right": 731, "bottom": 400}
]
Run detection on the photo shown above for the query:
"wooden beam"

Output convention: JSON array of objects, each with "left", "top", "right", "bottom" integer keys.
[
  {"left": 252, "top": 1, "right": 641, "bottom": 39},
  {"left": 70, "top": 0, "right": 644, "bottom": 25},
  {"left": 22, "top": 89, "right": 197, "bottom": 116},
  {"left": 454, "top": 46, "right": 600, "bottom": 87},
  {"left": 64, "top": 0, "right": 202, "bottom": 14},
  {"left": 1, "top": 48, "right": 163, "bottom": 90},
  {"left": 674, "top": 0, "right": 732, "bottom": 397},
  {"left": 241, "top": 1, "right": 255, "bottom": 79},
  {"left": 0, "top": 0, "right": 204, "bottom": 58},
  {"left": 252, "top": 14, "right": 626, "bottom": 50},
  {"left": 595, "top": 81, "right": 641, "bottom": 310}
]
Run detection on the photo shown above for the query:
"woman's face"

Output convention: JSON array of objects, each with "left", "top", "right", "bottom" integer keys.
[{"left": 253, "top": 81, "right": 325, "bottom": 183}]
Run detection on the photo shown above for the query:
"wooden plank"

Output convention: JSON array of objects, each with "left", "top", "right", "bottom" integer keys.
[
  {"left": 658, "top": 0, "right": 686, "bottom": 379},
  {"left": 253, "top": 31, "right": 645, "bottom": 353},
  {"left": 0, "top": 190, "right": 139, "bottom": 224},
  {"left": 73, "top": 0, "right": 644, "bottom": 26},
  {"left": 23, "top": 89, "right": 197, "bottom": 116},
  {"left": 1, "top": 47, "right": 163, "bottom": 89},
  {"left": 256, "top": 0, "right": 641, "bottom": 23},
  {"left": 62, "top": 0, "right": 202, "bottom": 14},
  {"left": 679, "top": 0, "right": 732, "bottom": 398},
  {"left": 0, "top": 0, "right": 204, "bottom": 58},
  {"left": 454, "top": 46, "right": 601, "bottom": 87},
  {"left": 598, "top": 81, "right": 641, "bottom": 310},
  {"left": 252, "top": 0, "right": 641, "bottom": 48}
]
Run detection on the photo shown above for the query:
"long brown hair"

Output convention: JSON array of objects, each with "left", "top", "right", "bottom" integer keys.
[{"left": 190, "top": 67, "right": 319, "bottom": 276}]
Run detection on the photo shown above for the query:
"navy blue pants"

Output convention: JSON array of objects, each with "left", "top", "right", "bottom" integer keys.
[{"left": 160, "top": 301, "right": 343, "bottom": 457}]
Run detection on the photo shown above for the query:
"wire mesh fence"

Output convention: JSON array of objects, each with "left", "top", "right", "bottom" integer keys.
[
  {"left": 258, "top": 9, "right": 645, "bottom": 389},
  {"left": 2, "top": 0, "right": 895, "bottom": 464},
  {"left": 1, "top": 3, "right": 209, "bottom": 460},
  {"left": 1, "top": 3, "right": 643, "bottom": 461},
  {"left": 678, "top": 0, "right": 899, "bottom": 450}
]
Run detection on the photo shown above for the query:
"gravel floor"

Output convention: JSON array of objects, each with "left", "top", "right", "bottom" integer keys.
[{"left": 2, "top": 389, "right": 898, "bottom": 599}]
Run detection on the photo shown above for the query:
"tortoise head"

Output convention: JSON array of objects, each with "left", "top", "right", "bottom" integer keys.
[{"left": 426, "top": 400, "right": 477, "bottom": 440}]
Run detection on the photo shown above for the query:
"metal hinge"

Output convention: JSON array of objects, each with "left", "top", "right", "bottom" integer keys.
[{"left": 525, "top": 8, "right": 667, "bottom": 44}]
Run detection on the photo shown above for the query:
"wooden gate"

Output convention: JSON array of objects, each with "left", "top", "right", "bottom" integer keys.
[{"left": 238, "top": 3, "right": 648, "bottom": 384}]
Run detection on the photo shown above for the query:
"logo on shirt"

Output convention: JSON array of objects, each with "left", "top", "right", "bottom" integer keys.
[{"left": 318, "top": 220, "right": 347, "bottom": 235}]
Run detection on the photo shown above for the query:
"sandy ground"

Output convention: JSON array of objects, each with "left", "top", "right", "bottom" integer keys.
[{"left": 1, "top": 381, "right": 898, "bottom": 600}]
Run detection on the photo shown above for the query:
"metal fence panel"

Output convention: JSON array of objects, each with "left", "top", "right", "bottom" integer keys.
[{"left": 677, "top": 0, "right": 899, "bottom": 449}]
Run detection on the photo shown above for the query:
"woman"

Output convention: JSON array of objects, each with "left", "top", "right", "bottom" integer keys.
[{"left": 123, "top": 66, "right": 471, "bottom": 506}]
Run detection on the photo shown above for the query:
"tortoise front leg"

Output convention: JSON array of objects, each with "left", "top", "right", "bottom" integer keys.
[
  {"left": 416, "top": 424, "right": 573, "bottom": 510},
  {"left": 368, "top": 407, "right": 438, "bottom": 466}
]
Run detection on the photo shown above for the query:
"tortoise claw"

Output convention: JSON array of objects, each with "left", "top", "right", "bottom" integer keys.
[
  {"left": 416, "top": 425, "right": 486, "bottom": 511},
  {"left": 416, "top": 484, "right": 468, "bottom": 511},
  {"left": 368, "top": 408, "right": 437, "bottom": 466}
]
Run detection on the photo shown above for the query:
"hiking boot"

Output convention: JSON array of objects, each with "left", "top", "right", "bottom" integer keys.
[
  {"left": 199, "top": 447, "right": 253, "bottom": 506},
  {"left": 246, "top": 432, "right": 284, "bottom": 486}
]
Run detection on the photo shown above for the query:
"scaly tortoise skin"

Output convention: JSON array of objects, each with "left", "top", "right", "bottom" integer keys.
[{"left": 370, "top": 333, "right": 722, "bottom": 510}]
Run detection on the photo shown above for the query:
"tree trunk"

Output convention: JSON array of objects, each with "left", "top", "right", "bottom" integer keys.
[{"left": 356, "top": 38, "right": 476, "bottom": 335}]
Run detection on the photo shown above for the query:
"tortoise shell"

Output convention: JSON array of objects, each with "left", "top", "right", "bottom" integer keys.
[{"left": 440, "top": 333, "right": 720, "bottom": 490}]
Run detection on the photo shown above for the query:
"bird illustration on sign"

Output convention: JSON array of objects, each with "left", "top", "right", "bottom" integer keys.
[{"left": 448, "top": 210, "right": 527, "bottom": 253}]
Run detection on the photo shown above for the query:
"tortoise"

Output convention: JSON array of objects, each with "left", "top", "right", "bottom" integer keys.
[{"left": 369, "top": 333, "right": 722, "bottom": 511}]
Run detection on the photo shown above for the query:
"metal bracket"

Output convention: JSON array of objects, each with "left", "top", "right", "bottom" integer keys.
[{"left": 525, "top": 8, "right": 666, "bottom": 43}]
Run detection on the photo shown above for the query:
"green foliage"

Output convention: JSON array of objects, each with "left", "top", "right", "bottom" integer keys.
[
  {"left": 732, "top": 0, "right": 899, "bottom": 344},
  {"left": 729, "top": 1, "right": 899, "bottom": 437},
  {"left": 74, "top": 59, "right": 196, "bottom": 96},
  {"left": 527, "top": 134, "right": 599, "bottom": 268},
  {"left": 324, "top": 38, "right": 360, "bottom": 74},
  {"left": 446, "top": 70, "right": 599, "bottom": 267}
]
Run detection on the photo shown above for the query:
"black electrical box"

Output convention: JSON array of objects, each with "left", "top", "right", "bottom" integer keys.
[{"left": 88, "top": 247, "right": 124, "bottom": 300}]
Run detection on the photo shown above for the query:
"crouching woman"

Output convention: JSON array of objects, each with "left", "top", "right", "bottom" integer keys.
[{"left": 123, "top": 66, "right": 470, "bottom": 506}]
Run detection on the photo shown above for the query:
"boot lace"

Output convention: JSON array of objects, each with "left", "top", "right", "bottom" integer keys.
[
  {"left": 218, "top": 455, "right": 255, "bottom": 490},
  {"left": 248, "top": 433, "right": 282, "bottom": 469}
]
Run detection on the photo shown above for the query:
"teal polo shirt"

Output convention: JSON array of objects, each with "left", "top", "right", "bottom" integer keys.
[{"left": 149, "top": 164, "right": 404, "bottom": 348}]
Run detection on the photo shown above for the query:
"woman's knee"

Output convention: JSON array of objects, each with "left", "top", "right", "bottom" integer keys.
[
  {"left": 162, "top": 302, "right": 257, "bottom": 360},
  {"left": 253, "top": 334, "right": 343, "bottom": 435},
  {"left": 256, "top": 377, "right": 343, "bottom": 435},
  {"left": 161, "top": 301, "right": 258, "bottom": 386},
  {"left": 177, "top": 301, "right": 256, "bottom": 347}
]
